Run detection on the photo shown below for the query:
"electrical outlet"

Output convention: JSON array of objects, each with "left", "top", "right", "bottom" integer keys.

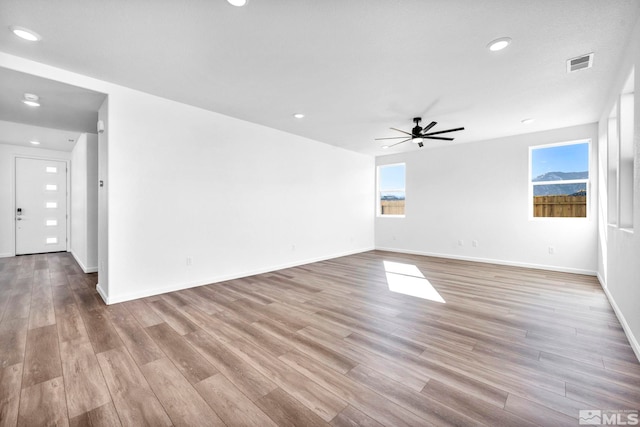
[
  {"left": 458, "top": 239, "right": 464, "bottom": 246},
  {"left": 472, "top": 240, "right": 478, "bottom": 247},
  {"left": 548, "top": 246, "right": 555, "bottom": 255},
  {"left": 186, "top": 257, "right": 192, "bottom": 266}
]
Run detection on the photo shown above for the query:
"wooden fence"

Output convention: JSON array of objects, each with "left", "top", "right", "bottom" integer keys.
[
  {"left": 381, "top": 200, "right": 405, "bottom": 215},
  {"left": 533, "top": 195, "right": 586, "bottom": 217}
]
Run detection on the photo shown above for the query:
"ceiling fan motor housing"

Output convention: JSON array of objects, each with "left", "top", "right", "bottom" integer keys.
[{"left": 412, "top": 117, "right": 423, "bottom": 136}]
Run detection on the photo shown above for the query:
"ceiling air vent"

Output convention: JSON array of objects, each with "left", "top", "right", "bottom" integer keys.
[{"left": 567, "top": 53, "right": 593, "bottom": 73}]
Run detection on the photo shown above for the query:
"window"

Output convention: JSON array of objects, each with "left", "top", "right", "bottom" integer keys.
[
  {"left": 378, "top": 163, "right": 405, "bottom": 216},
  {"left": 530, "top": 141, "right": 589, "bottom": 218}
]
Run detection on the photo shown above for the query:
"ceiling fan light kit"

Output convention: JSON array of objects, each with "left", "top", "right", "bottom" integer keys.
[
  {"left": 375, "top": 117, "right": 464, "bottom": 149},
  {"left": 22, "top": 93, "right": 40, "bottom": 107}
]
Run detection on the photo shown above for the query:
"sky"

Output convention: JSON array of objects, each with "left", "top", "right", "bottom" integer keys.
[
  {"left": 379, "top": 164, "right": 406, "bottom": 191},
  {"left": 531, "top": 142, "right": 589, "bottom": 178}
]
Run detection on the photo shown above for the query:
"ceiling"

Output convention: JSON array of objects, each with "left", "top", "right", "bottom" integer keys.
[
  {"left": 0, "top": 67, "right": 105, "bottom": 151},
  {"left": 0, "top": 120, "right": 83, "bottom": 151},
  {"left": 0, "top": 0, "right": 638, "bottom": 155}
]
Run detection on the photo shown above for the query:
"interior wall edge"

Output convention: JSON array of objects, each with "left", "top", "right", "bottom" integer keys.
[
  {"left": 96, "top": 283, "right": 108, "bottom": 305},
  {"left": 597, "top": 273, "right": 640, "bottom": 362},
  {"left": 375, "top": 246, "right": 597, "bottom": 276},
  {"left": 70, "top": 250, "right": 98, "bottom": 274},
  {"left": 103, "top": 246, "right": 375, "bottom": 305}
]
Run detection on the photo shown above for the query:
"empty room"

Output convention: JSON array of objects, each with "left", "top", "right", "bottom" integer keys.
[{"left": 0, "top": 1, "right": 639, "bottom": 426}]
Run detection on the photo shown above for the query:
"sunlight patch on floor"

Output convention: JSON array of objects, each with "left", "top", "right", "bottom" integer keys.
[{"left": 383, "top": 261, "right": 445, "bottom": 303}]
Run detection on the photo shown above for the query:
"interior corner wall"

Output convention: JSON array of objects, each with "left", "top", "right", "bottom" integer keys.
[
  {"left": 70, "top": 133, "right": 99, "bottom": 273},
  {"left": 597, "top": 13, "right": 640, "bottom": 360},
  {"left": 0, "top": 53, "right": 375, "bottom": 304},
  {"left": 97, "top": 97, "right": 109, "bottom": 300},
  {"left": 87, "top": 133, "right": 98, "bottom": 273},
  {"left": 376, "top": 123, "right": 598, "bottom": 274},
  {"left": 71, "top": 133, "right": 88, "bottom": 269},
  {"left": 0, "top": 143, "right": 71, "bottom": 257}
]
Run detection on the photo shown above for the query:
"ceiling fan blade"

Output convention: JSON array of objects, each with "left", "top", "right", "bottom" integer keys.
[
  {"left": 424, "top": 136, "right": 454, "bottom": 141},
  {"left": 375, "top": 136, "right": 412, "bottom": 140},
  {"left": 422, "top": 121, "right": 437, "bottom": 133},
  {"left": 423, "top": 127, "right": 465, "bottom": 136},
  {"left": 389, "top": 127, "right": 412, "bottom": 136},
  {"left": 386, "top": 138, "right": 412, "bottom": 147}
]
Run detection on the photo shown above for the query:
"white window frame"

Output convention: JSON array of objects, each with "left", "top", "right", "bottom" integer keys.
[
  {"left": 377, "top": 163, "right": 406, "bottom": 218},
  {"left": 529, "top": 139, "right": 590, "bottom": 220}
]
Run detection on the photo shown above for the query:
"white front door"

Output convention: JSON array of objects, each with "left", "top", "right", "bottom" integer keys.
[{"left": 15, "top": 157, "right": 68, "bottom": 255}]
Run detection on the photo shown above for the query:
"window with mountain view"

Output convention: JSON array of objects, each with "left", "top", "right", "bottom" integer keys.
[
  {"left": 530, "top": 141, "right": 589, "bottom": 218},
  {"left": 378, "top": 163, "right": 405, "bottom": 216}
]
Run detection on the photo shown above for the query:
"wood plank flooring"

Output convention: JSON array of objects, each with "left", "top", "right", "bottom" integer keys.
[{"left": 0, "top": 250, "right": 639, "bottom": 426}]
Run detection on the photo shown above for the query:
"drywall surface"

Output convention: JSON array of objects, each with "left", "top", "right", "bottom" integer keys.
[
  {"left": 97, "top": 98, "right": 108, "bottom": 298},
  {"left": 376, "top": 123, "right": 598, "bottom": 274},
  {"left": 0, "top": 52, "right": 375, "bottom": 303},
  {"left": 597, "top": 13, "right": 640, "bottom": 360},
  {"left": 87, "top": 134, "right": 98, "bottom": 273},
  {"left": 0, "top": 143, "right": 71, "bottom": 257},
  {"left": 70, "top": 134, "right": 88, "bottom": 268},
  {"left": 70, "top": 133, "right": 98, "bottom": 272}
]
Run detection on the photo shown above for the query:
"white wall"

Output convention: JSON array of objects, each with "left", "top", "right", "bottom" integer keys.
[
  {"left": 0, "top": 143, "right": 71, "bottom": 257},
  {"left": 71, "top": 134, "right": 88, "bottom": 266},
  {"left": 87, "top": 134, "right": 98, "bottom": 274},
  {"left": 97, "top": 98, "right": 109, "bottom": 299},
  {"left": 597, "top": 14, "right": 640, "bottom": 360},
  {"left": 0, "top": 53, "right": 375, "bottom": 303},
  {"left": 70, "top": 133, "right": 98, "bottom": 273},
  {"left": 376, "top": 123, "right": 598, "bottom": 274}
]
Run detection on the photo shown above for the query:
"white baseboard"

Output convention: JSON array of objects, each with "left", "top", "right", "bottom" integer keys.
[
  {"left": 96, "top": 283, "right": 109, "bottom": 305},
  {"left": 0, "top": 252, "right": 14, "bottom": 258},
  {"left": 71, "top": 250, "right": 98, "bottom": 273},
  {"left": 103, "top": 246, "right": 375, "bottom": 305},
  {"left": 375, "top": 247, "right": 597, "bottom": 276},
  {"left": 597, "top": 273, "right": 640, "bottom": 363}
]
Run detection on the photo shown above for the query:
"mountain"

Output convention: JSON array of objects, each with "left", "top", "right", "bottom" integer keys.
[
  {"left": 532, "top": 171, "right": 588, "bottom": 182},
  {"left": 532, "top": 171, "right": 588, "bottom": 196}
]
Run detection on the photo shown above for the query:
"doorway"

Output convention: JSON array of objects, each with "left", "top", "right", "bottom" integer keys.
[{"left": 15, "top": 157, "right": 69, "bottom": 255}]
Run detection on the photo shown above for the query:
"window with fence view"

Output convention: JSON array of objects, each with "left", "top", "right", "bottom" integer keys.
[
  {"left": 378, "top": 163, "right": 406, "bottom": 216},
  {"left": 530, "top": 141, "right": 589, "bottom": 218}
]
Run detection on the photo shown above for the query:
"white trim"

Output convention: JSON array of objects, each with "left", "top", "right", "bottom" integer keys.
[
  {"left": 597, "top": 273, "right": 640, "bottom": 363},
  {"left": 529, "top": 139, "right": 591, "bottom": 220},
  {"left": 377, "top": 163, "right": 406, "bottom": 217},
  {"left": 101, "top": 247, "right": 375, "bottom": 305},
  {"left": 0, "top": 253, "right": 14, "bottom": 258},
  {"left": 375, "top": 246, "right": 597, "bottom": 276},
  {"left": 96, "top": 283, "right": 108, "bottom": 305},
  {"left": 71, "top": 250, "right": 98, "bottom": 274}
]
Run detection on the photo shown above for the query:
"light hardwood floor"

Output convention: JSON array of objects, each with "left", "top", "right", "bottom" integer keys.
[{"left": 0, "top": 250, "right": 639, "bottom": 426}]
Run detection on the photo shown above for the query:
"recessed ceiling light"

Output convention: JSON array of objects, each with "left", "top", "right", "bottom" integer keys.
[
  {"left": 293, "top": 113, "right": 305, "bottom": 119},
  {"left": 227, "top": 0, "right": 248, "bottom": 6},
  {"left": 521, "top": 118, "right": 535, "bottom": 124},
  {"left": 487, "top": 37, "right": 512, "bottom": 52},
  {"left": 22, "top": 93, "right": 40, "bottom": 107},
  {"left": 10, "top": 26, "right": 41, "bottom": 42},
  {"left": 29, "top": 140, "right": 40, "bottom": 145}
]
